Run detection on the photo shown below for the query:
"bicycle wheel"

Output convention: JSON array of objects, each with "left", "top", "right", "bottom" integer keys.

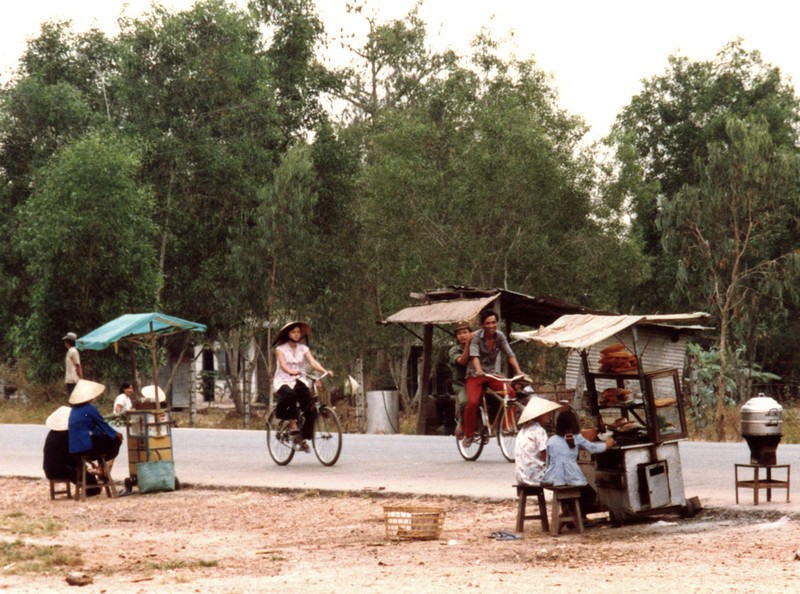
[
  {"left": 312, "top": 406, "right": 343, "bottom": 466},
  {"left": 497, "top": 400, "right": 525, "bottom": 463},
  {"left": 266, "top": 409, "right": 295, "bottom": 465},
  {"left": 457, "top": 421, "right": 486, "bottom": 461}
]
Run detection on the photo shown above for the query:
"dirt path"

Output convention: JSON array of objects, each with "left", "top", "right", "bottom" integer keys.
[{"left": 1, "top": 477, "right": 799, "bottom": 593}]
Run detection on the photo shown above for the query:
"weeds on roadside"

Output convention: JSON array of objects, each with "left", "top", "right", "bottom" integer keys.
[
  {"left": 0, "top": 539, "right": 82, "bottom": 574},
  {"left": 1, "top": 513, "right": 62, "bottom": 537}
]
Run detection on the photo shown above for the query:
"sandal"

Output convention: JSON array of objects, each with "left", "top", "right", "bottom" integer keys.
[{"left": 298, "top": 440, "right": 310, "bottom": 453}]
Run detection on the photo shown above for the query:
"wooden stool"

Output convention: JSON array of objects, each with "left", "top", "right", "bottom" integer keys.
[
  {"left": 76, "top": 456, "right": 117, "bottom": 501},
  {"left": 49, "top": 479, "right": 72, "bottom": 500},
  {"left": 514, "top": 484, "right": 549, "bottom": 532},
  {"left": 545, "top": 486, "right": 584, "bottom": 535},
  {"left": 735, "top": 463, "right": 790, "bottom": 505}
]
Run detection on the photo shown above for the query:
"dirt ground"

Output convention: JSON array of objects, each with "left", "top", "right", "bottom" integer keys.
[{"left": 1, "top": 477, "right": 800, "bottom": 593}]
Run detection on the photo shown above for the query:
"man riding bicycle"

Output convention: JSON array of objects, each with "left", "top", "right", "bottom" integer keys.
[{"left": 462, "top": 309, "right": 526, "bottom": 448}]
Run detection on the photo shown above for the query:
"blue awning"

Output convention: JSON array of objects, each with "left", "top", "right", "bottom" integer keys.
[{"left": 77, "top": 313, "right": 207, "bottom": 351}]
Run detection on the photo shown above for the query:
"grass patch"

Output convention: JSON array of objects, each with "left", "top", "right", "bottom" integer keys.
[
  {"left": 140, "top": 558, "right": 218, "bottom": 571},
  {"left": 2, "top": 513, "right": 62, "bottom": 537},
  {"left": 0, "top": 539, "right": 82, "bottom": 574}
]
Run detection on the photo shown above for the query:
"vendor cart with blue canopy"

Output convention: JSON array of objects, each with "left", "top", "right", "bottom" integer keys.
[{"left": 77, "top": 313, "right": 207, "bottom": 492}]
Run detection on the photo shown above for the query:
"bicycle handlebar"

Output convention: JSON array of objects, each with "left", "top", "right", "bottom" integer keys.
[
  {"left": 482, "top": 373, "right": 529, "bottom": 383},
  {"left": 298, "top": 370, "right": 330, "bottom": 382}
]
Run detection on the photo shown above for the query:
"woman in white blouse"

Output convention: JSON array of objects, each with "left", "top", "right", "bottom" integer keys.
[{"left": 272, "top": 321, "right": 331, "bottom": 452}]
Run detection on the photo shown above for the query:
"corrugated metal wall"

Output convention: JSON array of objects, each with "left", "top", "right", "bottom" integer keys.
[{"left": 565, "top": 328, "right": 689, "bottom": 390}]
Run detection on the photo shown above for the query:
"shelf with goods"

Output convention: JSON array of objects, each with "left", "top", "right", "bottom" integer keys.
[{"left": 581, "top": 347, "right": 688, "bottom": 445}]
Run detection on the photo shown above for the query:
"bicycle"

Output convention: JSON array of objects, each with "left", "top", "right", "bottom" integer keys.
[
  {"left": 456, "top": 374, "right": 528, "bottom": 463},
  {"left": 266, "top": 371, "right": 343, "bottom": 466}
]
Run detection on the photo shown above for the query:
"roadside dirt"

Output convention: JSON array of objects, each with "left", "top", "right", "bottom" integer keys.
[{"left": 1, "top": 476, "right": 800, "bottom": 593}]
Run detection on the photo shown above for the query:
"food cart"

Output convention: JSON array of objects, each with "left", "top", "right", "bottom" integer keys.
[
  {"left": 512, "top": 312, "right": 708, "bottom": 524},
  {"left": 77, "top": 312, "right": 207, "bottom": 492}
]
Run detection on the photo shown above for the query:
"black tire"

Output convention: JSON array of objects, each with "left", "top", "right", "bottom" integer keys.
[
  {"left": 266, "top": 409, "right": 295, "bottom": 465},
  {"left": 497, "top": 400, "right": 525, "bottom": 463},
  {"left": 312, "top": 407, "right": 343, "bottom": 466},
  {"left": 457, "top": 422, "right": 486, "bottom": 461}
]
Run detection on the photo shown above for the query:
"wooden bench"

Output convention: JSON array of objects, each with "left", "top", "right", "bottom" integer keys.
[
  {"left": 75, "top": 456, "right": 117, "bottom": 501},
  {"left": 514, "top": 484, "right": 549, "bottom": 532},
  {"left": 543, "top": 485, "right": 584, "bottom": 535}
]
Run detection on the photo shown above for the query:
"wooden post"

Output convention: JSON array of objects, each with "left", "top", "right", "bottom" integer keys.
[
  {"left": 415, "top": 324, "right": 433, "bottom": 435},
  {"left": 150, "top": 322, "right": 160, "bottom": 412}
]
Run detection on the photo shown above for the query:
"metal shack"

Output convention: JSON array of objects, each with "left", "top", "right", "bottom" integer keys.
[
  {"left": 512, "top": 312, "right": 709, "bottom": 523},
  {"left": 382, "top": 286, "right": 605, "bottom": 434}
]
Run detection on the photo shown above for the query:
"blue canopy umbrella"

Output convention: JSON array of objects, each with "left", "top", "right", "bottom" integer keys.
[{"left": 77, "top": 313, "right": 207, "bottom": 409}]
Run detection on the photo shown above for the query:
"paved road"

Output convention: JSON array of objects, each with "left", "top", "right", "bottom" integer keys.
[{"left": 3, "top": 424, "right": 797, "bottom": 511}]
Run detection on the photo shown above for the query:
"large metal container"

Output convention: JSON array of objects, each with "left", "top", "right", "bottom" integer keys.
[{"left": 740, "top": 394, "right": 783, "bottom": 465}]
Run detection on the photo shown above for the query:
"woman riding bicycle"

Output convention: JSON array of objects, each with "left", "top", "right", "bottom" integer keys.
[{"left": 273, "top": 321, "right": 333, "bottom": 453}]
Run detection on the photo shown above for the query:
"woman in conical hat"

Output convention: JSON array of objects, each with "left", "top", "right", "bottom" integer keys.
[
  {"left": 43, "top": 405, "right": 102, "bottom": 496},
  {"left": 68, "top": 379, "right": 123, "bottom": 477},
  {"left": 272, "top": 321, "right": 332, "bottom": 453},
  {"left": 514, "top": 396, "right": 563, "bottom": 486}
]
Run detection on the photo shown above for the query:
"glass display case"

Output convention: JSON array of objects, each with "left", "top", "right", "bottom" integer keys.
[{"left": 583, "top": 363, "right": 688, "bottom": 444}]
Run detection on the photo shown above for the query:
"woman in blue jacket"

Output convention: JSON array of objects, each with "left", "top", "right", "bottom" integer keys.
[{"left": 68, "top": 379, "right": 123, "bottom": 476}]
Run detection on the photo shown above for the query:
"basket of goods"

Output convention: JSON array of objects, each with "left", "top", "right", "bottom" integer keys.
[
  {"left": 384, "top": 506, "right": 445, "bottom": 541},
  {"left": 598, "top": 343, "right": 638, "bottom": 373}
]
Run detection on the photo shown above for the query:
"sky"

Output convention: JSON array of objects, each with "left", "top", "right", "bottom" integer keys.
[{"left": 2, "top": 0, "right": 799, "bottom": 143}]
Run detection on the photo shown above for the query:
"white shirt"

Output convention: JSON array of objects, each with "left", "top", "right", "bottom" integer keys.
[
  {"left": 515, "top": 421, "right": 548, "bottom": 486},
  {"left": 272, "top": 342, "right": 310, "bottom": 392},
  {"left": 113, "top": 393, "right": 133, "bottom": 414},
  {"left": 64, "top": 347, "right": 81, "bottom": 384}
]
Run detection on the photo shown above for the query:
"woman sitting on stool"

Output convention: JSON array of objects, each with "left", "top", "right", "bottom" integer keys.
[
  {"left": 543, "top": 409, "right": 614, "bottom": 513},
  {"left": 68, "top": 379, "right": 123, "bottom": 478}
]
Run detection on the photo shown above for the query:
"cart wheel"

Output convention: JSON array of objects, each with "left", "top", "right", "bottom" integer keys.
[
  {"left": 124, "top": 478, "right": 134, "bottom": 492},
  {"left": 174, "top": 476, "right": 181, "bottom": 491}
]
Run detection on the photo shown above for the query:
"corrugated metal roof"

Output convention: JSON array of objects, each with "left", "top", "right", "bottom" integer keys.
[
  {"left": 383, "top": 287, "right": 607, "bottom": 329},
  {"left": 382, "top": 295, "right": 499, "bottom": 325},
  {"left": 511, "top": 313, "right": 710, "bottom": 350}
]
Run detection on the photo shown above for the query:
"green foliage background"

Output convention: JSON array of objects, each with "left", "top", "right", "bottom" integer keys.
[{"left": 1, "top": 1, "right": 800, "bottom": 415}]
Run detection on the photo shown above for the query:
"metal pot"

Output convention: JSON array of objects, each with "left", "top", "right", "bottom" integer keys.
[
  {"left": 740, "top": 395, "right": 783, "bottom": 437},
  {"left": 741, "top": 394, "right": 783, "bottom": 465}
]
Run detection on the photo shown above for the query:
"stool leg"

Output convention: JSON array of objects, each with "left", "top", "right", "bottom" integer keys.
[
  {"left": 103, "top": 458, "right": 117, "bottom": 498},
  {"left": 573, "top": 499, "right": 584, "bottom": 534},
  {"left": 77, "top": 460, "right": 87, "bottom": 502},
  {"left": 550, "top": 495, "right": 560, "bottom": 535},
  {"left": 49, "top": 481, "right": 56, "bottom": 500},
  {"left": 537, "top": 491, "right": 549, "bottom": 533},
  {"left": 516, "top": 488, "right": 526, "bottom": 533}
]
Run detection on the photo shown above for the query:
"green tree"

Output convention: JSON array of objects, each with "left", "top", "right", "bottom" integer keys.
[
  {"left": 15, "top": 130, "right": 158, "bottom": 380},
  {"left": 113, "top": 0, "right": 328, "bottom": 414},
  {"left": 607, "top": 40, "right": 800, "bottom": 315},
  {"left": 0, "top": 21, "right": 115, "bottom": 362},
  {"left": 661, "top": 115, "right": 800, "bottom": 439}
]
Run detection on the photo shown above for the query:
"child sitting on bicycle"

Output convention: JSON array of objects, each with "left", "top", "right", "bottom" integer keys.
[{"left": 272, "top": 321, "right": 332, "bottom": 453}]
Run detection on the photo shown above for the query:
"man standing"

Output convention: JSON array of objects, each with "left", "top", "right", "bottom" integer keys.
[
  {"left": 449, "top": 320, "right": 473, "bottom": 439},
  {"left": 462, "top": 310, "right": 525, "bottom": 448},
  {"left": 63, "top": 332, "right": 82, "bottom": 396}
]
